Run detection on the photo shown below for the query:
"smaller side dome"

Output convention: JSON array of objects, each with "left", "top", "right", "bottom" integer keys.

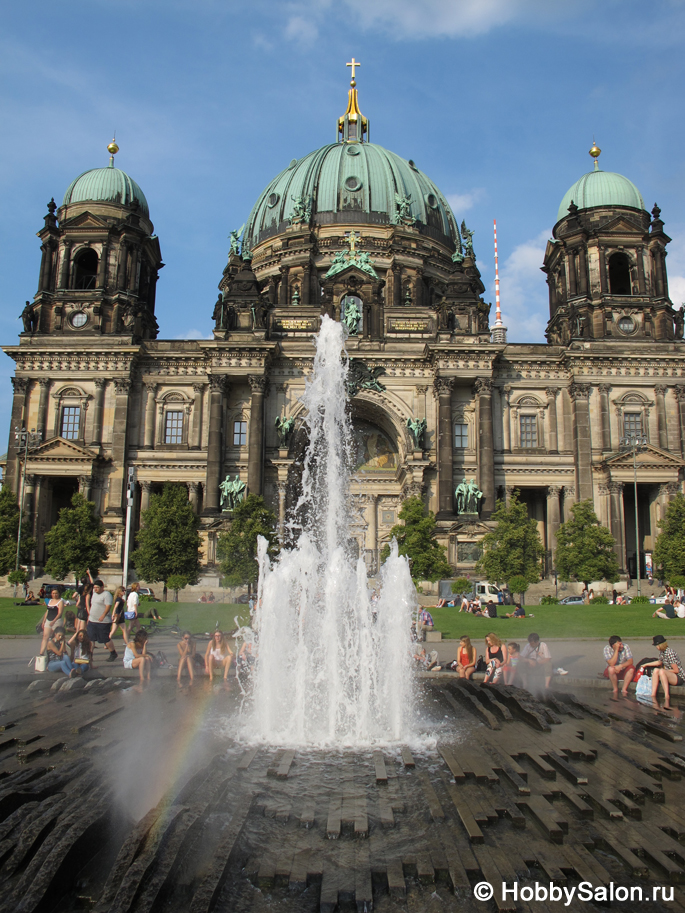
[
  {"left": 557, "top": 169, "right": 645, "bottom": 224},
  {"left": 62, "top": 162, "right": 149, "bottom": 217}
]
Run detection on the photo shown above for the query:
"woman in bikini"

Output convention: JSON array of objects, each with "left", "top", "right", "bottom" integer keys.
[
  {"left": 204, "top": 631, "right": 233, "bottom": 680},
  {"left": 483, "top": 633, "right": 508, "bottom": 684}
]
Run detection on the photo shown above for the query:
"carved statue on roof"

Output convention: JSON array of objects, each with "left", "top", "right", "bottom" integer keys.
[
  {"left": 675, "top": 305, "right": 685, "bottom": 340},
  {"left": 460, "top": 221, "right": 475, "bottom": 259},
  {"left": 20, "top": 301, "right": 37, "bottom": 334},
  {"left": 393, "top": 193, "right": 414, "bottom": 227},
  {"left": 290, "top": 195, "right": 312, "bottom": 226},
  {"left": 229, "top": 224, "right": 245, "bottom": 256}
]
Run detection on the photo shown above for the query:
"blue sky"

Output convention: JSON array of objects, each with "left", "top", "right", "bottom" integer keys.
[{"left": 2, "top": 0, "right": 685, "bottom": 439}]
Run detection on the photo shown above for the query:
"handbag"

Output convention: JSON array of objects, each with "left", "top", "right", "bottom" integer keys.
[
  {"left": 635, "top": 670, "right": 652, "bottom": 700},
  {"left": 124, "top": 611, "right": 136, "bottom": 620},
  {"left": 34, "top": 654, "right": 47, "bottom": 673}
]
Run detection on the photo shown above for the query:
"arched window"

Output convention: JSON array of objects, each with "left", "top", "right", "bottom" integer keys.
[
  {"left": 72, "top": 249, "right": 98, "bottom": 290},
  {"left": 609, "top": 252, "right": 631, "bottom": 296}
]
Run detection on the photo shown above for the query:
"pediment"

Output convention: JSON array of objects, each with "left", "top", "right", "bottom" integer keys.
[
  {"left": 62, "top": 211, "right": 110, "bottom": 229},
  {"left": 598, "top": 444, "right": 685, "bottom": 469},
  {"left": 448, "top": 519, "right": 491, "bottom": 536},
  {"left": 601, "top": 215, "right": 643, "bottom": 234},
  {"left": 28, "top": 437, "right": 100, "bottom": 461}
]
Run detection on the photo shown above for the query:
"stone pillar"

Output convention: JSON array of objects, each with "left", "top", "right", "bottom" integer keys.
[
  {"left": 598, "top": 246, "right": 608, "bottom": 294},
  {"left": 32, "top": 476, "right": 43, "bottom": 545},
  {"left": 598, "top": 384, "right": 612, "bottom": 452},
  {"left": 569, "top": 383, "right": 593, "bottom": 502},
  {"left": 36, "top": 380, "right": 50, "bottom": 439},
  {"left": 277, "top": 482, "right": 287, "bottom": 542},
  {"left": 78, "top": 474, "right": 92, "bottom": 501},
  {"left": 415, "top": 268, "right": 424, "bottom": 308},
  {"left": 302, "top": 264, "right": 311, "bottom": 306},
  {"left": 546, "top": 485, "right": 562, "bottom": 558},
  {"left": 562, "top": 486, "right": 575, "bottom": 522},
  {"left": 191, "top": 384, "right": 204, "bottom": 449},
  {"left": 140, "top": 481, "right": 152, "bottom": 515},
  {"left": 475, "top": 377, "right": 496, "bottom": 515},
  {"left": 278, "top": 266, "right": 289, "bottom": 306},
  {"left": 608, "top": 481, "right": 625, "bottom": 570},
  {"left": 106, "top": 379, "right": 131, "bottom": 515},
  {"left": 501, "top": 385, "right": 511, "bottom": 452},
  {"left": 393, "top": 265, "right": 401, "bottom": 307},
  {"left": 89, "top": 379, "right": 106, "bottom": 447},
  {"left": 204, "top": 376, "right": 227, "bottom": 514},
  {"left": 143, "top": 384, "right": 157, "bottom": 449},
  {"left": 188, "top": 481, "right": 200, "bottom": 513},
  {"left": 578, "top": 245, "right": 588, "bottom": 296},
  {"left": 676, "top": 387, "right": 685, "bottom": 457},
  {"left": 636, "top": 246, "right": 646, "bottom": 294},
  {"left": 505, "top": 485, "right": 517, "bottom": 506},
  {"left": 57, "top": 241, "right": 72, "bottom": 289},
  {"left": 566, "top": 249, "right": 577, "bottom": 297},
  {"left": 127, "top": 245, "right": 139, "bottom": 294},
  {"left": 247, "top": 375, "right": 268, "bottom": 495},
  {"left": 117, "top": 241, "right": 129, "bottom": 290},
  {"left": 7, "top": 378, "right": 29, "bottom": 494},
  {"left": 545, "top": 387, "right": 559, "bottom": 453},
  {"left": 655, "top": 384, "right": 669, "bottom": 450},
  {"left": 367, "top": 495, "right": 378, "bottom": 557},
  {"left": 39, "top": 241, "right": 55, "bottom": 292},
  {"left": 434, "top": 376, "right": 455, "bottom": 516},
  {"left": 97, "top": 241, "right": 109, "bottom": 288},
  {"left": 23, "top": 473, "right": 36, "bottom": 516}
]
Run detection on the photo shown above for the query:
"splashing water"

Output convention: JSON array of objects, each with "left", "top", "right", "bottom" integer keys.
[{"left": 242, "top": 315, "right": 416, "bottom": 747}]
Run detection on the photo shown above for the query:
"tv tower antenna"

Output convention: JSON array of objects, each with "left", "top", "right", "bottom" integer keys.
[{"left": 491, "top": 219, "right": 507, "bottom": 344}]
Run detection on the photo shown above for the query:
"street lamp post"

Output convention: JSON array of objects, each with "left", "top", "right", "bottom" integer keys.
[
  {"left": 14, "top": 427, "right": 42, "bottom": 581},
  {"left": 619, "top": 433, "right": 648, "bottom": 597}
]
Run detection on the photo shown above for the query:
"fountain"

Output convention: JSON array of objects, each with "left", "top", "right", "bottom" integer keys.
[{"left": 244, "top": 315, "right": 416, "bottom": 746}]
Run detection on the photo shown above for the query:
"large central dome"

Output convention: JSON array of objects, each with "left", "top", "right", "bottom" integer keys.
[{"left": 244, "top": 141, "right": 459, "bottom": 250}]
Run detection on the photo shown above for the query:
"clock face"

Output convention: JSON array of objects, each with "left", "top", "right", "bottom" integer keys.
[{"left": 71, "top": 311, "right": 88, "bottom": 328}]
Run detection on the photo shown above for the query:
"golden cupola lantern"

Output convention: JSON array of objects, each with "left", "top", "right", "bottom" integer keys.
[{"left": 337, "top": 58, "right": 369, "bottom": 143}]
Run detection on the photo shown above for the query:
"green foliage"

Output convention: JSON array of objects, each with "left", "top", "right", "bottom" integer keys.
[
  {"left": 44, "top": 492, "right": 107, "bottom": 581},
  {"left": 7, "top": 569, "right": 27, "bottom": 586},
  {"left": 0, "top": 487, "right": 35, "bottom": 575},
  {"left": 475, "top": 493, "right": 544, "bottom": 586},
  {"left": 540, "top": 595, "right": 560, "bottom": 604},
  {"left": 217, "top": 494, "right": 278, "bottom": 589},
  {"left": 451, "top": 577, "right": 471, "bottom": 595},
  {"left": 555, "top": 500, "right": 620, "bottom": 588},
  {"left": 167, "top": 574, "right": 189, "bottom": 601},
  {"left": 508, "top": 575, "right": 529, "bottom": 597},
  {"left": 669, "top": 574, "right": 685, "bottom": 590},
  {"left": 631, "top": 595, "right": 651, "bottom": 605},
  {"left": 379, "top": 497, "right": 452, "bottom": 582},
  {"left": 591, "top": 595, "right": 610, "bottom": 604},
  {"left": 654, "top": 494, "right": 685, "bottom": 581},
  {"left": 131, "top": 485, "right": 201, "bottom": 589}
]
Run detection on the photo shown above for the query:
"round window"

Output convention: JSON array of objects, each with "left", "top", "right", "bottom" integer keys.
[
  {"left": 70, "top": 311, "right": 88, "bottom": 328},
  {"left": 267, "top": 192, "right": 280, "bottom": 208},
  {"left": 426, "top": 193, "right": 438, "bottom": 209},
  {"left": 346, "top": 144, "right": 361, "bottom": 155},
  {"left": 408, "top": 159, "right": 419, "bottom": 171},
  {"left": 345, "top": 176, "right": 362, "bottom": 192},
  {"left": 617, "top": 316, "right": 635, "bottom": 334}
]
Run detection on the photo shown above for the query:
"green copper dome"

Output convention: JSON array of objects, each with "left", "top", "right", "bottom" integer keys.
[
  {"left": 62, "top": 162, "right": 149, "bottom": 217},
  {"left": 557, "top": 168, "right": 645, "bottom": 223},
  {"left": 244, "top": 142, "right": 459, "bottom": 248}
]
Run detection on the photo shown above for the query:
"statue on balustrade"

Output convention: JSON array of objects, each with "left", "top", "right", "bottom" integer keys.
[{"left": 220, "top": 475, "right": 246, "bottom": 511}]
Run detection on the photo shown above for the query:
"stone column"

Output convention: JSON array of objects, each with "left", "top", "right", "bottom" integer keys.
[
  {"left": 39, "top": 241, "right": 55, "bottom": 292},
  {"left": 140, "top": 481, "right": 152, "bottom": 515},
  {"left": 393, "top": 265, "right": 401, "bottom": 307},
  {"left": 475, "top": 377, "right": 496, "bottom": 515},
  {"left": 57, "top": 241, "right": 72, "bottom": 289},
  {"left": 414, "top": 268, "right": 424, "bottom": 308},
  {"left": 32, "top": 476, "right": 43, "bottom": 545},
  {"left": 143, "top": 384, "right": 157, "bottom": 449},
  {"left": 78, "top": 474, "right": 92, "bottom": 501},
  {"left": 23, "top": 473, "right": 36, "bottom": 516},
  {"left": 608, "top": 481, "right": 625, "bottom": 570},
  {"left": 117, "top": 241, "right": 129, "bottom": 290},
  {"left": 278, "top": 266, "right": 289, "bottom": 306},
  {"left": 501, "top": 385, "right": 511, "bottom": 452},
  {"left": 277, "top": 482, "right": 287, "bottom": 543},
  {"left": 302, "top": 264, "right": 311, "bottom": 305},
  {"left": 562, "top": 486, "right": 575, "bottom": 522},
  {"left": 106, "top": 379, "right": 131, "bottom": 515},
  {"left": 89, "top": 379, "right": 106, "bottom": 447},
  {"left": 7, "top": 378, "right": 29, "bottom": 494},
  {"left": 569, "top": 383, "right": 593, "bottom": 502},
  {"left": 566, "top": 249, "right": 577, "bottom": 297},
  {"left": 578, "top": 245, "right": 588, "bottom": 296},
  {"left": 434, "top": 376, "right": 455, "bottom": 516},
  {"left": 188, "top": 481, "right": 200, "bottom": 513},
  {"left": 598, "top": 246, "right": 608, "bottom": 294},
  {"left": 247, "top": 375, "right": 268, "bottom": 496},
  {"left": 97, "top": 240, "right": 109, "bottom": 288},
  {"left": 598, "top": 384, "right": 612, "bottom": 452},
  {"left": 367, "top": 495, "right": 378, "bottom": 559},
  {"left": 204, "top": 376, "right": 227, "bottom": 514},
  {"left": 36, "top": 379, "right": 50, "bottom": 439},
  {"left": 127, "top": 245, "right": 139, "bottom": 294},
  {"left": 546, "top": 485, "right": 562, "bottom": 558},
  {"left": 675, "top": 387, "right": 685, "bottom": 458},
  {"left": 655, "top": 384, "right": 669, "bottom": 450},
  {"left": 636, "top": 246, "right": 646, "bottom": 294},
  {"left": 191, "top": 384, "right": 204, "bottom": 449},
  {"left": 545, "top": 387, "right": 559, "bottom": 453}
]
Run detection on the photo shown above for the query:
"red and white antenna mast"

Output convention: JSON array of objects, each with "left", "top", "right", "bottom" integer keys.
[{"left": 491, "top": 219, "right": 507, "bottom": 344}]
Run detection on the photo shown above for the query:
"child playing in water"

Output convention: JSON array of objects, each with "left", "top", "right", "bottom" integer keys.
[
  {"left": 177, "top": 631, "right": 196, "bottom": 684},
  {"left": 504, "top": 642, "right": 520, "bottom": 685}
]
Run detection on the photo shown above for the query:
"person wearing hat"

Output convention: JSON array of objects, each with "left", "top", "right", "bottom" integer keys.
[{"left": 639, "top": 635, "right": 685, "bottom": 710}]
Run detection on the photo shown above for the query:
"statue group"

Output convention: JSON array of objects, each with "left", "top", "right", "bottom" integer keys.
[
  {"left": 455, "top": 477, "right": 483, "bottom": 515},
  {"left": 220, "top": 475, "right": 246, "bottom": 511}
]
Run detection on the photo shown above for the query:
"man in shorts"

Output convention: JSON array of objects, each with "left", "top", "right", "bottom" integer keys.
[
  {"left": 520, "top": 632, "right": 552, "bottom": 690},
  {"left": 603, "top": 634, "right": 635, "bottom": 698},
  {"left": 87, "top": 579, "right": 118, "bottom": 662}
]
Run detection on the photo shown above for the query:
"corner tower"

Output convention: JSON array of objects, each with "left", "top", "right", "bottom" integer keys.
[
  {"left": 29, "top": 140, "right": 163, "bottom": 341},
  {"left": 543, "top": 143, "right": 675, "bottom": 345}
]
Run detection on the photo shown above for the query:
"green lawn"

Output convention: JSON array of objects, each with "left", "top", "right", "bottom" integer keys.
[
  {"left": 426, "top": 602, "right": 681, "bottom": 641},
  {"left": 0, "top": 599, "right": 250, "bottom": 636}
]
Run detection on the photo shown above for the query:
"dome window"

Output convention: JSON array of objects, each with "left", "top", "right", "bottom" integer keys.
[
  {"left": 267, "top": 193, "right": 280, "bottom": 208},
  {"left": 617, "top": 315, "right": 636, "bottom": 335},
  {"left": 609, "top": 252, "right": 632, "bottom": 296},
  {"left": 346, "top": 145, "right": 361, "bottom": 156},
  {"left": 72, "top": 248, "right": 98, "bottom": 290},
  {"left": 70, "top": 311, "right": 88, "bottom": 329},
  {"left": 426, "top": 193, "right": 438, "bottom": 210},
  {"left": 345, "top": 176, "right": 362, "bottom": 192}
]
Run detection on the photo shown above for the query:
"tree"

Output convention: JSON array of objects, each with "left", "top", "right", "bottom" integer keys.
[
  {"left": 555, "top": 500, "right": 619, "bottom": 589},
  {"left": 44, "top": 492, "right": 108, "bottom": 582},
  {"left": 508, "top": 574, "right": 529, "bottom": 604},
  {"left": 654, "top": 492, "right": 685, "bottom": 582},
  {"left": 380, "top": 497, "right": 452, "bottom": 582},
  {"left": 475, "top": 493, "right": 545, "bottom": 587},
  {"left": 451, "top": 576, "right": 471, "bottom": 595},
  {"left": 0, "top": 487, "right": 35, "bottom": 576},
  {"left": 166, "top": 574, "right": 189, "bottom": 602},
  {"left": 131, "top": 485, "right": 201, "bottom": 600},
  {"left": 217, "top": 494, "right": 278, "bottom": 592}
]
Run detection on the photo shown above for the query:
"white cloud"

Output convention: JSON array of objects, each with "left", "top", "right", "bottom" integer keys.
[
  {"left": 665, "top": 224, "right": 685, "bottom": 308},
  {"left": 178, "top": 329, "right": 214, "bottom": 340},
  {"left": 497, "top": 228, "right": 550, "bottom": 343},
  {"left": 284, "top": 13, "right": 321, "bottom": 44},
  {"left": 446, "top": 189, "right": 483, "bottom": 214}
]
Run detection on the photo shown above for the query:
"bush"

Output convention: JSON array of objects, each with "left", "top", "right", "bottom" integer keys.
[
  {"left": 540, "top": 595, "right": 559, "bottom": 604},
  {"left": 7, "top": 569, "right": 27, "bottom": 586},
  {"left": 669, "top": 574, "right": 685, "bottom": 590},
  {"left": 591, "top": 595, "right": 610, "bottom": 604},
  {"left": 139, "top": 594, "right": 156, "bottom": 603},
  {"left": 451, "top": 577, "right": 470, "bottom": 595},
  {"left": 508, "top": 575, "right": 529, "bottom": 595},
  {"left": 631, "top": 595, "right": 651, "bottom": 605}
]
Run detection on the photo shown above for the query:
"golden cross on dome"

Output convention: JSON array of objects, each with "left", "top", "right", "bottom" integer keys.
[
  {"left": 347, "top": 230, "right": 360, "bottom": 256},
  {"left": 346, "top": 58, "right": 361, "bottom": 82}
]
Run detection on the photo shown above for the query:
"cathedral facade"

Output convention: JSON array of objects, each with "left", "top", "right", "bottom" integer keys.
[{"left": 5, "top": 77, "right": 685, "bottom": 584}]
